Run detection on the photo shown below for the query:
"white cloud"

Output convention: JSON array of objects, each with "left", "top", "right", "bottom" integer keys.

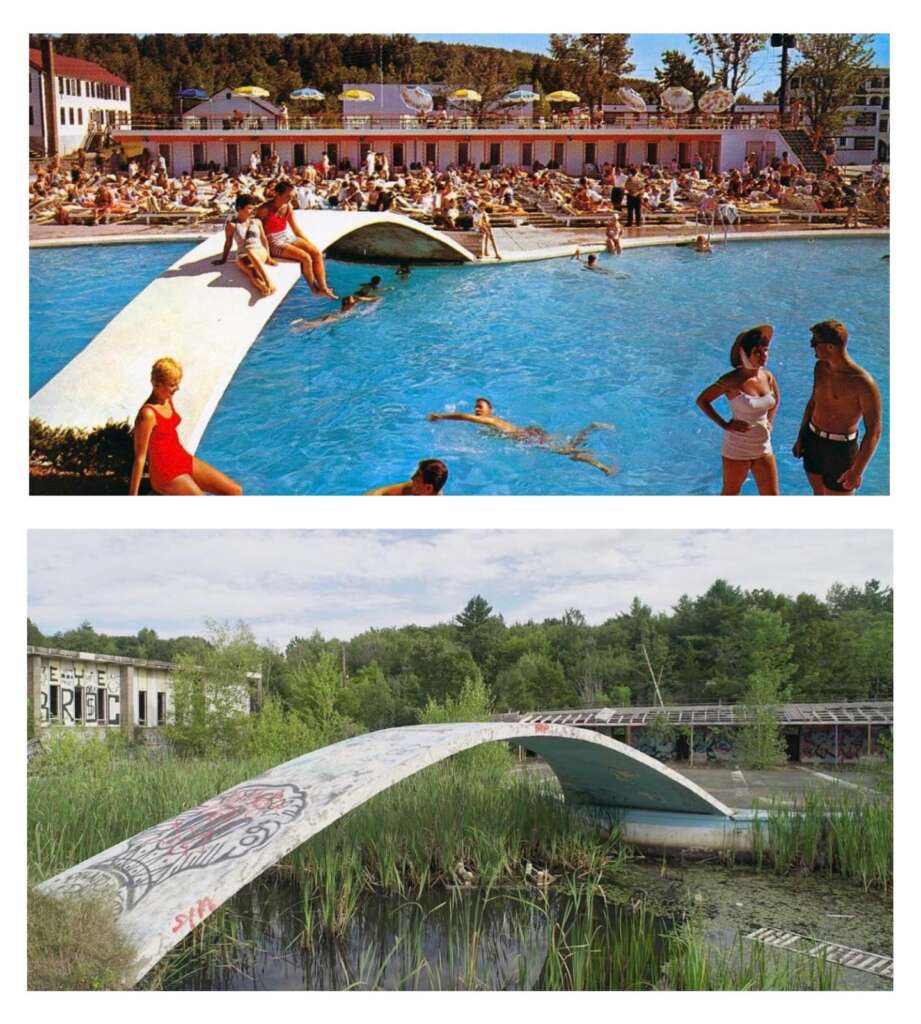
[{"left": 29, "top": 530, "right": 891, "bottom": 643}]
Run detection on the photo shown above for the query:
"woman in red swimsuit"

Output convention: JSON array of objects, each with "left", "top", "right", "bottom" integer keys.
[
  {"left": 257, "top": 181, "right": 337, "bottom": 299},
  {"left": 129, "top": 357, "right": 242, "bottom": 496}
]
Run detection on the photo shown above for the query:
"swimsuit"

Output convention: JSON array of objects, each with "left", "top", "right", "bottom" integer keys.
[
  {"left": 145, "top": 403, "right": 194, "bottom": 492},
  {"left": 264, "top": 205, "right": 296, "bottom": 254},
  {"left": 801, "top": 422, "right": 859, "bottom": 492},
  {"left": 721, "top": 391, "right": 776, "bottom": 461}
]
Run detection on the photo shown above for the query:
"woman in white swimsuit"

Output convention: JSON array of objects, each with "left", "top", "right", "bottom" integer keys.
[{"left": 696, "top": 324, "right": 781, "bottom": 495}]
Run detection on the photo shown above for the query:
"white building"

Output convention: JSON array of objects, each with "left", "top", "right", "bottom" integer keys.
[
  {"left": 788, "top": 66, "right": 889, "bottom": 165},
  {"left": 29, "top": 47, "right": 131, "bottom": 156}
]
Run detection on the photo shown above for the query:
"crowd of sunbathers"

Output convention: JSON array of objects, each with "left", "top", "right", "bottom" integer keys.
[{"left": 29, "top": 143, "right": 890, "bottom": 231}]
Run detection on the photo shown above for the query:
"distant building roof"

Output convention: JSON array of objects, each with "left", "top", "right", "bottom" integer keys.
[{"left": 29, "top": 48, "right": 128, "bottom": 87}]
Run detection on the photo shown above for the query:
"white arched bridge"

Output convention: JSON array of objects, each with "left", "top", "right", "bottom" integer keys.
[
  {"left": 29, "top": 211, "right": 475, "bottom": 452},
  {"left": 37, "top": 722, "right": 740, "bottom": 986}
]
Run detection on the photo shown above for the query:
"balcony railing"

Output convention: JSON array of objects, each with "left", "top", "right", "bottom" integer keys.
[{"left": 113, "top": 111, "right": 791, "bottom": 134}]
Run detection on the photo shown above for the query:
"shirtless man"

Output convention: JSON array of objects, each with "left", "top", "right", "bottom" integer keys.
[
  {"left": 793, "top": 320, "right": 882, "bottom": 495},
  {"left": 366, "top": 458, "right": 448, "bottom": 495},
  {"left": 428, "top": 397, "right": 616, "bottom": 477},
  {"left": 291, "top": 293, "right": 379, "bottom": 330}
]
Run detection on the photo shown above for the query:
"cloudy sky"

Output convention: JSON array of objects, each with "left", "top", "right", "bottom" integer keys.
[{"left": 28, "top": 531, "right": 891, "bottom": 645}]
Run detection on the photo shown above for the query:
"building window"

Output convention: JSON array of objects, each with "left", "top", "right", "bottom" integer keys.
[
  {"left": 489, "top": 142, "right": 501, "bottom": 165},
  {"left": 521, "top": 141, "right": 533, "bottom": 167},
  {"left": 838, "top": 137, "right": 848, "bottom": 147},
  {"left": 392, "top": 142, "right": 404, "bottom": 167},
  {"left": 138, "top": 690, "right": 147, "bottom": 725},
  {"left": 789, "top": 76, "right": 799, "bottom": 89},
  {"left": 584, "top": 142, "right": 596, "bottom": 166},
  {"left": 69, "top": 108, "right": 74, "bottom": 125},
  {"left": 855, "top": 111, "right": 876, "bottom": 126},
  {"left": 326, "top": 142, "right": 338, "bottom": 166},
  {"left": 97, "top": 687, "right": 107, "bottom": 724},
  {"left": 57, "top": 76, "right": 63, "bottom": 93},
  {"left": 226, "top": 143, "right": 240, "bottom": 171},
  {"left": 29, "top": 107, "right": 33, "bottom": 126},
  {"left": 880, "top": 117, "right": 888, "bottom": 133},
  {"left": 870, "top": 77, "right": 881, "bottom": 89},
  {"left": 424, "top": 141, "right": 436, "bottom": 165},
  {"left": 854, "top": 136, "right": 876, "bottom": 150},
  {"left": 293, "top": 142, "right": 306, "bottom": 166},
  {"left": 49, "top": 685, "right": 60, "bottom": 720},
  {"left": 870, "top": 96, "right": 881, "bottom": 106},
  {"left": 77, "top": 109, "right": 83, "bottom": 125},
  {"left": 552, "top": 141, "right": 564, "bottom": 166},
  {"left": 74, "top": 686, "right": 84, "bottom": 722},
  {"left": 60, "top": 107, "right": 66, "bottom": 124},
  {"left": 457, "top": 141, "right": 469, "bottom": 165},
  {"left": 192, "top": 142, "right": 205, "bottom": 167},
  {"left": 157, "top": 693, "right": 166, "bottom": 725},
  {"left": 646, "top": 142, "right": 658, "bottom": 164},
  {"left": 882, "top": 96, "right": 889, "bottom": 109}
]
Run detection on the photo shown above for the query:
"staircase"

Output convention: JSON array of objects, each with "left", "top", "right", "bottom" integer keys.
[{"left": 780, "top": 129, "right": 826, "bottom": 174}]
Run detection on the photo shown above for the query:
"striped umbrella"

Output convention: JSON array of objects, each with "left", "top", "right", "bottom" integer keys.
[
  {"left": 698, "top": 87, "right": 736, "bottom": 113},
  {"left": 618, "top": 87, "right": 648, "bottom": 113},
  {"left": 660, "top": 86, "right": 694, "bottom": 114}
]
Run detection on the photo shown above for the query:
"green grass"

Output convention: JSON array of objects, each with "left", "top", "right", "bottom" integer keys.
[{"left": 750, "top": 789, "right": 892, "bottom": 892}]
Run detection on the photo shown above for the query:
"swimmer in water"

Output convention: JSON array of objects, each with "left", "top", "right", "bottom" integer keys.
[
  {"left": 694, "top": 234, "right": 712, "bottom": 253},
  {"left": 428, "top": 397, "right": 616, "bottom": 476},
  {"left": 291, "top": 293, "right": 379, "bottom": 329},
  {"left": 571, "top": 248, "right": 618, "bottom": 275},
  {"left": 356, "top": 274, "right": 388, "bottom": 296},
  {"left": 365, "top": 458, "right": 448, "bottom": 495},
  {"left": 396, "top": 263, "right": 412, "bottom": 278}
]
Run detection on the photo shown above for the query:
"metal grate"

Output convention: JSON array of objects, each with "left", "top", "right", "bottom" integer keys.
[{"left": 746, "top": 927, "right": 893, "bottom": 979}]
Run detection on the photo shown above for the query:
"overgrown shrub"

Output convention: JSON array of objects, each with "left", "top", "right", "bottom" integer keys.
[
  {"left": 242, "top": 696, "right": 318, "bottom": 764},
  {"left": 29, "top": 417, "right": 133, "bottom": 477}
]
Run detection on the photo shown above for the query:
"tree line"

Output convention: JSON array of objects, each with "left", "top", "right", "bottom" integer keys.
[{"left": 28, "top": 576, "right": 893, "bottom": 737}]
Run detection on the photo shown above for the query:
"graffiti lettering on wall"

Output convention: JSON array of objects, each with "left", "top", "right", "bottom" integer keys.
[
  {"left": 692, "top": 729, "right": 736, "bottom": 762},
  {"left": 632, "top": 728, "right": 676, "bottom": 762},
  {"left": 56, "top": 784, "right": 308, "bottom": 914},
  {"left": 40, "top": 660, "right": 120, "bottom": 726},
  {"left": 800, "top": 725, "right": 871, "bottom": 763}
]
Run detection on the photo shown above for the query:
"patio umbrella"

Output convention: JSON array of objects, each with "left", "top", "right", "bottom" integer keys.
[
  {"left": 546, "top": 90, "right": 580, "bottom": 103},
  {"left": 660, "top": 86, "right": 694, "bottom": 114},
  {"left": 400, "top": 85, "right": 434, "bottom": 112},
  {"left": 338, "top": 88, "right": 375, "bottom": 101},
  {"left": 617, "top": 87, "right": 648, "bottom": 113},
  {"left": 449, "top": 88, "right": 482, "bottom": 102},
  {"left": 233, "top": 86, "right": 270, "bottom": 98},
  {"left": 698, "top": 86, "right": 736, "bottom": 114},
  {"left": 290, "top": 87, "right": 325, "bottom": 101},
  {"left": 504, "top": 89, "right": 540, "bottom": 104}
]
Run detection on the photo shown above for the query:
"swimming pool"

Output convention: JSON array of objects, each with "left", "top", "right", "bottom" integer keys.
[{"left": 30, "top": 236, "right": 889, "bottom": 495}]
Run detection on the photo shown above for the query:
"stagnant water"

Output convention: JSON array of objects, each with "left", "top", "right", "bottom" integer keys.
[
  {"left": 147, "top": 878, "right": 673, "bottom": 991},
  {"left": 144, "top": 866, "right": 891, "bottom": 991}
]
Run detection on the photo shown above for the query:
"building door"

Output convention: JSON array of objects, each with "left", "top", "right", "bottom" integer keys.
[
  {"left": 489, "top": 141, "right": 501, "bottom": 166},
  {"left": 293, "top": 143, "right": 306, "bottom": 167},
  {"left": 392, "top": 142, "right": 405, "bottom": 168},
  {"left": 745, "top": 141, "right": 765, "bottom": 169},
  {"left": 326, "top": 143, "right": 338, "bottom": 167},
  {"left": 225, "top": 143, "right": 240, "bottom": 172},
  {"left": 424, "top": 141, "right": 437, "bottom": 166},
  {"left": 97, "top": 687, "right": 107, "bottom": 724},
  {"left": 646, "top": 142, "right": 659, "bottom": 165},
  {"left": 615, "top": 141, "right": 627, "bottom": 167},
  {"left": 260, "top": 142, "right": 273, "bottom": 164},
  {"left": 157, "top": 692, "right": 166, "bottom": 725},
  {"left": 552, "top": 141, "right": 565, "bottom": 167},
  {"left": 784, "top": 730, "right": 801, "bottom": 762},
  {"left": 457, "top": 141, "right": 469, "bottom": 166},
  {"left": 521, "top": 141, "right": 533, "bottom": 168},
  {"left": 192, "top": 142, "right": 205, "bottom": 169},
  {"left": 678, "top": 142, "right": 690, "bottom": 167},
  {"left": 584, "top": 142, "right": 597, "bottom": 167},
  {"left": 359, "top": 141, "right": 371, "bottom": 165},
  {"left": 158, "top": 143, "right": 171, "bottom": 171}
]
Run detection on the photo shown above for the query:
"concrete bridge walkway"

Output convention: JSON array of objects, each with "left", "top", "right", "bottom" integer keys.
[
  {"left": 29, "top": 211, "right": 474, "bottom": 452},
  {"left": 37, "top": 722, "right": 734, "bottom": 985}
]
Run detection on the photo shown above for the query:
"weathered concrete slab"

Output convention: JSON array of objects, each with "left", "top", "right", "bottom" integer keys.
[
  {"left": 37, "top": 722, "right": 732, "bottom": 984},
  {"left": 29, "top": 211, "right": 473, "bottom": 450}
]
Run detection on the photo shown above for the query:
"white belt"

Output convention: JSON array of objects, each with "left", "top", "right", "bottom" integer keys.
[{"left": 809, "top": 422, "right": 858, "bottom": 442}]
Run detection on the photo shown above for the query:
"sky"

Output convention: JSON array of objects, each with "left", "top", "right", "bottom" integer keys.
[
  {"left": 414, "top": 34, "right": 890, "bottom": 97},
  {"left": 28, "top": 530, "right": 892, "bottom": 645}
]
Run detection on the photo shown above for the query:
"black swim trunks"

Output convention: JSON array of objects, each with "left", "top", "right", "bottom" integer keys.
[{"left": 801, "top": 426, "right": 859, "bottom": 492}]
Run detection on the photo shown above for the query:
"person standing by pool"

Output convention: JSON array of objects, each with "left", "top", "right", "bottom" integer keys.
[
  {"left": 611, "top": 166, "right": 628, "bottom": 211},
  {"left": 214, "top": 194, "right": 277, "bottom": 297},
  {"left": 695, "top": 325, "right": 780, "bottom": 495},
  {"left": 257, "top": 181, "right": 337, "bottom": 300},
  {"left": 792, "top": 320, "right": 882, "bottom": 495},
  {"left": 130, "top": 358, "right": 242, "bottom": 496},
  {"left": 624, "top": 169, "right": 645, "bottom": 228},
  {"left": 475, "top": 205, "right": 501, "bottom": 260},
  {"left": 366, "top": 459, "right": 449, "bottom": 495},
  {"left": 428, "top": 398, "right": 616, "bottom": 476}
]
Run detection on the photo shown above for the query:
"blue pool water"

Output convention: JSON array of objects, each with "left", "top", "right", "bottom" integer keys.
[{"left": 30, "top": 236, "right": 889, "bottom": 495}]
